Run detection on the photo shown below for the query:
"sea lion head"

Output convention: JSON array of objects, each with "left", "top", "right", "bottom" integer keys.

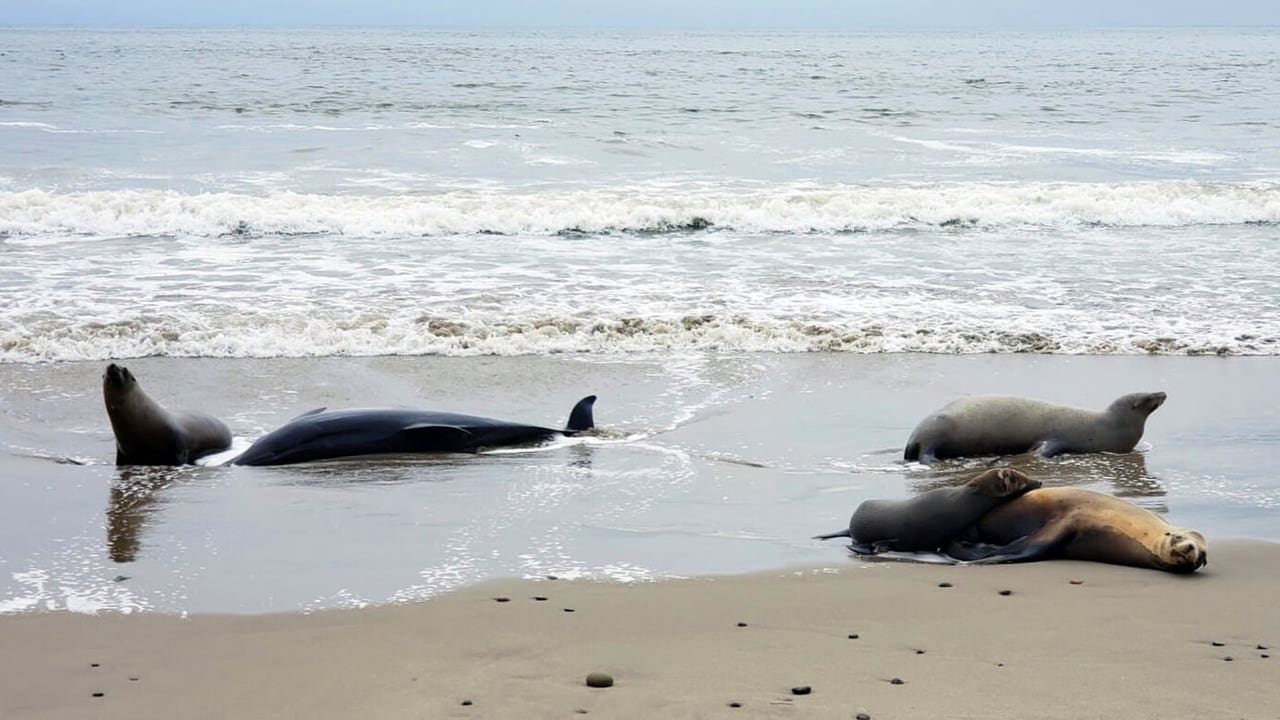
[
  {"left": 1158, "top": 528, "right": 1208, "bottom": 573},
  {"left": 1109, "top": 391, "right": 1167, "bottom": 418},
  {"left": 968, "top": 467, "right": 1042, "bottom": 498},
  {"left": 103, "top": 363, "right": 139, "bottom": 411}
]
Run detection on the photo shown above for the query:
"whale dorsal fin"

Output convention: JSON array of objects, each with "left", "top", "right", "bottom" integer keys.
[{"left": 291, "top": 407, "right": 327, "bottom": 422}]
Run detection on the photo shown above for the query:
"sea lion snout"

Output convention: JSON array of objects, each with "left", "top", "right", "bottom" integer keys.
[
  {"left": 1165, "top": 529, "right": 1208, "bottom": 572},
  {"left": 104, "top": 363, "right": 135, "bottom": 387}
]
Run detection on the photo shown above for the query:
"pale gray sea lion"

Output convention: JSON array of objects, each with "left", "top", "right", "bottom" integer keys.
[
  {"left": 944, "top": 487, "right": 1207, "bottom": 573},
  {"left": 103, "top": 363, "right": 232, "bottom": 466},
  {"left": 903, "top": 392, "right": 1167, "bottom": 463},
  {"left": 814, "top": 467, "right": 1041, "bottom": 554}
]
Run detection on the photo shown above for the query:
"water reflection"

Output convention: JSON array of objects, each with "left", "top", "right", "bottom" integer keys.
[
  {"left": 906, "top": 452, "right": 1168, "bottom": 511},
  {"left": 107, "top": 466, "right": 182, "bottom": 563}
]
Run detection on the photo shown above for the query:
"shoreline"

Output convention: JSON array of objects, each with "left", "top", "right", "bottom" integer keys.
[{"left": 3, "top": 540, "right": 1278, "bottom": 719}]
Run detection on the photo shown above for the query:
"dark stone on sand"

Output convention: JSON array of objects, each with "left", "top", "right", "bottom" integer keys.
[
  {"left": 1259, "top": 644, "right": 1269, "bottom": 650},
  {"left": 848, "top": 634, "right": 859, "bottom": 639},
  {"left": 113, "top": 575, "right": 129, "bottom": 582},
  {"left": 547, "top": 575, "right": 559, "bottom": 580},
  {"left": 1262, "top": 654, "right": 1270, "bottom": 659},
  {"left": 999, "top": 590, "right": 1013, "bottom": 596},
  {"left": 938, "top": 582, "right": 952, "bottom": 588},
  {"left": 1069, "top": 579, "right": 1083, "bottom": 585},
  {"left": 728, "top": 701, "right": 742, "bottom": 708},
  {"left": 857, "top": 714, "right": 872, "bottom": 720},
  {"left": 461, "top": 700, "right": 472, "bottom": 706},
  {"left": 1224, "top": 656, "right": 1234, "bottom": 662},
  {"left": 737, "top": 622, "right": 748, "bottom": 627},
  {"left": 916, "top": 649, "right": 925, "bottom": 654},
  {"left": 586, "top": 672, "right": 614, "bottom": 688},
  {"left": 129, "top": 677, "right": 138, "bottom": 682},
  {"left": 564, "top": 608, "right": 576, "bottom": 613},
  {"left": 790, "top": 686, "right": 812, "bottom": 695},
  {"left": 92, "top": 692, "right": 104, "bottom": 698},
  {"left": 1211, "top": 641, "right": 1224, "bottom": 647},
  {"left": 576, "top": 710, "right": 588, "bottom": 715},
  {"left": 997, "top": 663, "right": 1004, "bottom": 667},
  {"left": 889, "top": 678, "right": 904, "bottom": 685},
  {"left": 494, "top": 597, "right": 510, "bottom": 603},
  {"left": 90, "top": 663, "right": 100, "bottom": 668},
  {"left": 534, "top": 596, "right": 548, "bottom": 601}
]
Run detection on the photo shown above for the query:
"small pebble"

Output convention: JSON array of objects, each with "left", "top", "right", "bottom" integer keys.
[
  {"left": 533, "top": 596, "right": 547, "bottom": 601},
  {"left": 848, "top": 633, "right": 859, "bottom": 639},
  {"left": 997, "top": 663, "right": 1004, "bottom": 667},
  {"left": 889, "top": 678, "right": 904, "bottom": 685},
  {"left": 563, "top": 608, "right": 576, "bottom": 613},
  {"left": 998, "top": 590, "right": 1013, "bottom": 596},
  {"left": 1069, "top": 579, "right": 1083, "bottom": 585},
  {"left": 790, "top": 686, "right": 811, "bottom": 695},
  {"left": 737, "top": 622, "right": 748, "bottom": 627},
  {"left": 585, "top": 672, "right": 613, "bottom": 688},
  {"left": 1211, "top": 641, "right": 1224, "bottom": 647},
  {"left": 113, "top": 575, "right": 129, "bottom": 582},
  {"left": 728, "top": 701, "right": 742, "bottom": 708},
  {"left": 1262, "top": 654, "right": 1270, "bottom": 659},
  {"left": 90, "top": 663, "right": 100, "bottom": 668},
  {"left": 129, "top": 677, "right": 138, "bottom": 682},
  {"left": 915, "top": 649, "right": 925, "bottom": 655},
  {"left": 575, "top": 710, "right": 588, "bottom": 715},
  {"left": 547, "top": 575, "right": 559, "bottom": 581},
  {"left": 493, "top": 597, "right": 510, "bottom": 603},
  {"left": 92, "top": 692, "right": 104, "bottom": 698},
  {"left": 1258, "top": 644, "right": 1269, "bottom": 650},
  {"left": 460, "top": 700, "right": 472, "bottom": 706},
  {"left": 857, "top": 714, "right": 872, "bottom": 720},
  {"left": 1224, "top": 656, "right": 1234, "bottom": 662},
  {"left": 937, "top": 582, "right": 952, "bottom": 588}
]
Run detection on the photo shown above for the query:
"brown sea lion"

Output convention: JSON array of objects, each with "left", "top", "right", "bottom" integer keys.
[
  {"left": 904, "top": 392, "right": 1167, "bottom": 463},
  {"left": 103, "top": 363, "right": 232, "bottom": 466},
  {"left": 944, "top": 487, "right": 1207, "bottom": 573},
  {"left": 814, "top": 468, "right": 1041, "bottom": 554}
]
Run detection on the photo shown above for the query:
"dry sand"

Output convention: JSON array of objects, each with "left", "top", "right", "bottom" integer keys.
[{"left": 3, "top": 541, "right": 1277, "bottom": 720}]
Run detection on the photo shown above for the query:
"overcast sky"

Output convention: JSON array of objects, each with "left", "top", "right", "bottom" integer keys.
[{"left": 6, "top": 0, "right": 1280, "bottom": 28}]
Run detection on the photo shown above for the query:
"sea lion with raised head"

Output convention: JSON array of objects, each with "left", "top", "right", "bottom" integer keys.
[
  {"left": 814, "top": 467, "right": 1041, "bottom": 554},
  {"left": 944, "top": 487, "right": 1207, "bottom": 573},
  {"left": 230, "top": 396, "right": 597, "bottom": 466},
  {"left": 904, "top": 392, "right": 1167, "bottom": 464},
  {"left": 103, "top": 363, "right": 232, "bottom": 466}
]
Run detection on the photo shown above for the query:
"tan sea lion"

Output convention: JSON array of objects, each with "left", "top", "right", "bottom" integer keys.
[
  {"left": 103, "top": 363, "right": 232, "bottom": 466},
  {"left": 814, "top": 468, "right": 1041, "bottom": 554},
  {"left": 904, "top": 392, "right": 1167, "bottom": 463},
  {"left": 945, "top": 487, "right": 1207, "bottom": 573}
]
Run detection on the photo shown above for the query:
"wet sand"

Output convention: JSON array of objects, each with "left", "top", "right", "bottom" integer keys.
[{"left": 2, "top": 541, "right": 1278, "bottom": 720}]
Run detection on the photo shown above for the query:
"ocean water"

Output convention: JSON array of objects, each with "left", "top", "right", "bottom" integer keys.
[
  {"left": 1, "top": 28, "right": 1279, "bottom": 615},
  {"left": 2, "top": 27, "right": 1279, "bottom": 360}
]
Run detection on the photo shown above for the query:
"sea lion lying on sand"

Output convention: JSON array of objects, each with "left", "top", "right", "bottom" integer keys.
[
  {"left": 103, "top": 363, "right": 232, "bottom": 466},
  {"left": 814, "top": 468, "right": 1041, "bottom": 554},
  {"left": 944, "top": 487, "right": 1207, "bottom": 573},
  {"left": 904, "top": 392, "right": 1167, "bottom": 463}
]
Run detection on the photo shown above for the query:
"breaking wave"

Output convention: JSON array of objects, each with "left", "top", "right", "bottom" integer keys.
[{"left": 3, "top": 180, "right": 1278, "bottom": 240}]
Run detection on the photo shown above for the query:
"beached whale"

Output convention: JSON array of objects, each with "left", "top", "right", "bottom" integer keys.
[{"left": 231, "top": 396, "right": 596, "bottom": 466}]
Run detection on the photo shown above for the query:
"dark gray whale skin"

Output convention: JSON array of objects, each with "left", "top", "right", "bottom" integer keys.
[{"left": 231, "top": 396, "right": 596, "bottom": 466}]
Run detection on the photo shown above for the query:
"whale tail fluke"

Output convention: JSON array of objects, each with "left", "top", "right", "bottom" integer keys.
[
  {"left": 813, "top": 529, "right": 852, "bottom": 541},
  {"left": 565, "top": 395, "right": 596, "bottom": 434}
]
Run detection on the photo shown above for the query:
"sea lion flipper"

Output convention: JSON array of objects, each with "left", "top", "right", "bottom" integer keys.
[
  {"left": 1032, "top": 439, "right": 1069, "bottom": 458},
  {"left": 947, "top": 527, "right": 1069, "bottom": 564}
]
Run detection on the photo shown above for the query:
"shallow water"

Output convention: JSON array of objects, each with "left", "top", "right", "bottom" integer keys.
[
  {"left": 1, "top": 354, "right": 1276, "bottom": 614},
  {"left": 2, "top": 27, "right": 1279, "bottom": 360}
]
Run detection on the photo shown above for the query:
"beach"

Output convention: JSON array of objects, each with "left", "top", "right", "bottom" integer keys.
[{"left": 3, "top": 541, "right": 1278, "bottom": 720}]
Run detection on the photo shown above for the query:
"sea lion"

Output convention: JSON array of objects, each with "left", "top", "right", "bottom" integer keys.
[
  {"left": 944, "top": 487, "right": 1207, "bottom": 573},
  {"left": 904, "top": 392, "right": 1167, "bottom": 463},
  {"left": 103, "top": 363, "right": 232, "bottom": 466},
  {"left": 231, "top": 395, "right": 597, "bottom": 466},
  {"left": 814, "top": 468, "right": 1041, "bottom": 554}
]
